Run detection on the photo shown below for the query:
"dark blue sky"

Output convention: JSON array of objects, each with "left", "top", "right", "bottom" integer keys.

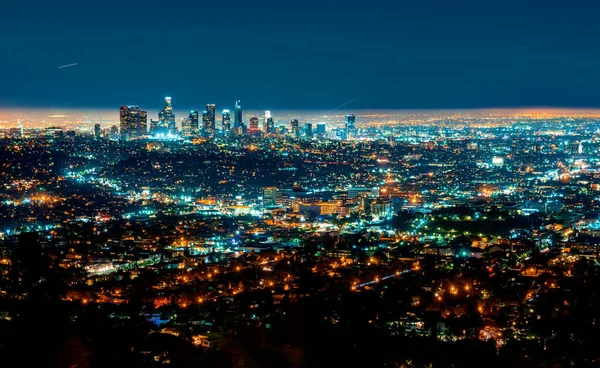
[{"left": 1, "top": 0, "right": 599, "bottom": 110}]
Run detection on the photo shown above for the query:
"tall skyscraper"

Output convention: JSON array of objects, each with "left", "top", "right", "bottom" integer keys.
[
  {"left": 94, "top": 123, "right": 101, "bottom": 138},
  {"left": 189, "top": 110, "right": 199, "bottom": 135},
  {"left": 139, "top": 110, "right": 147, "bottom": 137},
  {"left": 249, "top": 117, "right": 259, "bottom": 133},
  {"left": 222, "top": 109, "right": 231, "bottom": 131},
  {"left": 316, "top": 123, "right": 326, "bottom": 135},
  {"left": 290, "top": 119, "right": 300, "bottom": 138},
  {"left": 206, "top": 104, "right": 216, "bottom": 131},
  {"left": 149, "top": 119, "right": 159, "bottom": 135},
  {"left": 345, "top": 113, "right": 356, "bottom": 139},
  {"left": 305, "top": 123, "right": 313, "bottom": 137},
  {"left": 119, "top": 105, "right": 147, "bottom": 139},
  {"left": 234, "top": 100, "right": 243, "bottom": 130},
  {"left": 159, "top": 97, "right": 176, "bottom": 134},
  {"left": 110, "top": 125, "right": 118, "bottom": 138},
  {"left": 264, "top": 111, "right": 275, "bottom": 134},
  {"left": 202, "top": 110, "right": 210, "bottom": 132}
]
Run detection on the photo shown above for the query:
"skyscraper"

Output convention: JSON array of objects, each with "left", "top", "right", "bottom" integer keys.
[
  {"left": 94, "top": 123, "right": 101, "bottom": 138},
  {"left": 249, "top": 117, "right": 259, "bottom": 133},
  {"left": 159, "top": 97, "right": 176, "bottom": 134},
  {"left": 264, "top": 111, "right": 275, "bottom": 134},
  {"left": 305, "top": 123, "right": 313, "bottom": 137},
  {"left": 316, "top": 123, "right": 326, "bottom": 136},
  {"left": 345, "top": 113, "right": 356, "bottom": 139},
  {"left": 181, "top": 118, "right": 192, "bottom": 136},
  {"left": 119, "top": 105, "right": 147, "bottom": 139},
  {"left": 189, "top": 110, "right": 199, "bottom": 135},
  {"left": 206, "top": 104, "right": 216, "bottom": 131},
  {"left": 149, "top": 119, "right": 160, "bottom": 135},
  {"left": 290, "top": 119, "right": 300, "bottom": 138},
  {"left": 202, "top": 110, "right": 210, "bottom": 133},
  {"left": 234, "top": 100, "right": 243, "bottom": 130},
  {"left": 222, "top": 109, "right": 231, "bottom": 132}
]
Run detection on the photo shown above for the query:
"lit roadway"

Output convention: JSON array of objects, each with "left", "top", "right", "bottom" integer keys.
[{"left": 355, "top": 269, "right": 413, "bottom": 289}]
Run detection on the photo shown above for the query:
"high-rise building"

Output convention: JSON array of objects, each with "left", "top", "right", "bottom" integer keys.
[
  {"left": 119, "top": 105, "right": 147, "bottom": 139},
  {"left": 290, "top": 119, "right": 300, "bottom": 137},
  {"left": 264, "top": 111, "right": 275, "bottom": 134},
  {"left": 202, "top": 110, "right": 210, "bottom": 132},
  {"left": 222, "top": 109, "right": 231, "bottom": 131},
  {"left": 110, "top": 125, "right": 119, "bottom": 137},
  {"left": 139, "top": 110, "right": 147, "bottom": 136},
  {"left": 149, "top": 119, "right": 160, "bottom": 135},
  {"left": 234, "top": 100, "right": 243, "bottom": 130},
  {"left": 189, "top": 110, "right": 199, "bottom": 135},
  {"left": 345, "top": 114, "right": 356, "bottom": 139},
  {"left": 158, "top": 97, "right": 176, "bottom": 134},
  {"left": 305, "top": 123, "right": 313, "bottom": 137},
  {"left": 181, "top": 118, "right": 194, "bottom": 136},
  {"left": 316, "top": 123, "right": 326, "bottom": 136},
  {"left": 206, "top": 104, "right": 216, "bottom": 131},
  {"left": 263, "top": 187, "right": 279, "bottom": 207},
  {"left": 249, "top": 117, "right": 259, "bottom": 133},
  {"left": 94, "top": 123, "right": 101, "bottom": 138}
]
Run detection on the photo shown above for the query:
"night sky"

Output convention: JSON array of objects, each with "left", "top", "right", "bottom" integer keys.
[{"left": 1, "top": 0, "right": 600, "bottom": 110}]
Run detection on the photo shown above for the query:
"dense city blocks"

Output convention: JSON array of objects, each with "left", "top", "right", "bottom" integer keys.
[{"left": 1, "top": 108, "right": 600, "bottom": 366}]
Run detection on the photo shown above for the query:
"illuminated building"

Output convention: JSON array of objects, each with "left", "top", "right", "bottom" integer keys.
[
  {"left": 181, "top": 118, "right": 194, "bottom": 136},
  {"left": 345, "top": 113, "right": 356, "bottom": 139},
  {"left": 249, "top": 117, "right": 259, "bottom": 133},
  {"left": 264, "top": 111, "right": 275, "bottom": 134},
  {"left": 305, "top": 123, "right": 313, "bottom": 137},
  {"left": 110, "top": 125, "right": 118, "bottom": 137},
  {"left": 189, "top": 110, "right": 199, "bottom": 135},
  {"left": 45, "top": 126, "right": 63, "bottom": 138},
  {"left": 316, "top": 123, "right": 326, "bottom": 136},
  {"left": 119, "top": 105, "right": 147, "bottom": 139},
  {"left": 206, "top": 104, "right": 216, "bottom": 131},
  {"left": 158, "top": 97, "right": 176, "bottom": 134},
  {"left": 492, "top": 156, "right": 504, "bottom": 167},
  {"left": 290, "top": 119, "right": 300, "bottom": 137},
  {"left": 202, "top": 110, "right": 210, "bottom": 133},
  {"left": 234, "top": 100, "right": 243, "bottom": 130},
  {"left": 222, "top": 109, "right": 231, "bottom": 131},
  {"left": 94, "top": 123, "right": 101, "bottom": 138},
  {"left": 263, "top": 187, "right": 279, "bottom": 207}
]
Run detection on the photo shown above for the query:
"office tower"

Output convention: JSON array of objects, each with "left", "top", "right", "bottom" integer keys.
[
  {"left": 249, "top": 117, "right": 259, "bottom": 133},
  {"left": 305, "top": 123, "right": 313, "bottom": 137},
  {"left": 264, "top": 111, "right": 275, "bottom": 134},
  {"left": 189, "top": 110, "right": 199, "bottom": 135},
  {"left": 149, "top": 119, "right": 159, "bottom": 135},
  {"left": 119, "top": 105, "right": 147, "bottom": 139},
  {"left": 94, "top": 123, "right": 101, "bottom": 138},
  {"left": 290, "top": 119, "right": 300, "bottom": 137},
  {"left": 206, "top": 104, "right": 216, "bottom": 131},
  {"left": 110, "top": 125, "right": 118, "bottom": 137},
  {"left": 159, "top": 97, "right": 176, "bottom": 133},
  {"left": 316, "top": 123, "right": 326, "bottom": 135},
  {"left": 234, "top": 100, "right": 242, "bottom": 130},
  {"left": 263, "top": 187, "right": 279, "bottom": 207},
  {"left": 345, "top": 113, "right": 356, "bottom": 139},
  {"left": 139, "top": 110, "right": 147, "bottom": 136},
  {"left": 202, "top": 110, "right": 210, "bottom": 132},
  {"left": 222, "top": 109, "right": 231, "bottom": 131},
  {"left": 181, "top": 118, "right": 194, "bottom": 136}
]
